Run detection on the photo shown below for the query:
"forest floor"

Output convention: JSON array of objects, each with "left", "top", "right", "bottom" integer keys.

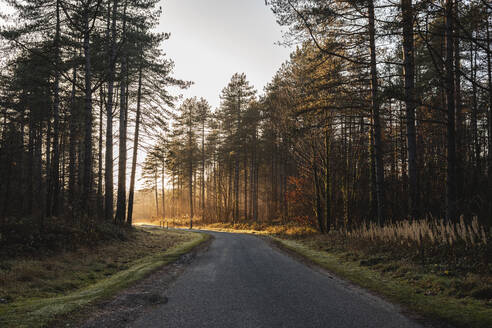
[
  {"left": 160, "top": 218, "right": 492, "bottom": 328},
  {"left": 0, "top": 226, "right": 209, "bottom": 328}
]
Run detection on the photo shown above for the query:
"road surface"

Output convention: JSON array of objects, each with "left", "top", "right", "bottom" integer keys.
[{"left": 130, "top": 231, "right": 423, "bottom": 328}]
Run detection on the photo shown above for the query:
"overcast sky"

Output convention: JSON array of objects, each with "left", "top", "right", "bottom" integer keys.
[{"left": 158, "top": 0, "right": 292, "bottom": 109}]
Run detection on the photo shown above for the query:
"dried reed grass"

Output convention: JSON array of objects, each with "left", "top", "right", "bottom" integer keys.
[{"left": 347, "top": 216, "right": 488, "bottom": 248}]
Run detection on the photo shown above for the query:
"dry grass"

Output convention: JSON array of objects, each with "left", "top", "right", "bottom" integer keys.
[
  {"left": 0, "top": 227, "right": 193, "bottom": 303},
  {"left": 161, "top": 216, "right": 318, "bottom": 237},
  {"left": 202, "top": 217, "right": 491, "bottom": 274},
  {"left": 349, "top": 216, "right": 488, "bottom": 248},
  {"left": 0, "top": 228, "right": 209, "bottom": 328}
]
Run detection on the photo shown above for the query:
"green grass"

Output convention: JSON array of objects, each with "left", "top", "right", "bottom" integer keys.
[
  {"left": 0, "top": 229, "right": 210, "bottom": 328},
  {"left": 273, "top": 237, "right": 492, "bottom": 328}
]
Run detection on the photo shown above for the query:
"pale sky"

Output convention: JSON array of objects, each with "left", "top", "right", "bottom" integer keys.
[{"left": 158, "top": 0, "right": 292, "bottom": 108}]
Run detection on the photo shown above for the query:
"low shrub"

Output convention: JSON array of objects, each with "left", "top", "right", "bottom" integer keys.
[{"left": 0, "top": 217, "right": 133, "bottom": 259}]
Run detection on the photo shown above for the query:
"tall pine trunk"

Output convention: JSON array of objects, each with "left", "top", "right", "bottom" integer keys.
[
  {"left": 162, "top": 163, "right": 165, "bottom": 220},
  {"left": 244, "top": 155, "right": 248, "bottom": 220},
  {"left": 154, "top": 171, "right": 159, "bottom": 217},
  {"left": 115, "top": 66, "right": 128, "bottom": 224},
  {"left": 127, "top": 63, "right": 143, "bottom": 226},
  {"left": 487, "top": 4, "right": 492, "bottom": 227},
  {"left": 401, "top": 0, "right": 419, "bottom": 219},
  {"left": 115, "top": 3, "right": 128, "bottom": 224},
  {"left": 368, "top": 0, "right": 385, "bottom": 225},
  {"left": 312, "top": 141, "right": 325, "bottom": 233},
  {"left": 201, "top": 120, "right": 205, "bottom": 222},
  {"left": 445, "top": 0, "right": 457, "bottom": 221},
  {"left": 188, "top": 118, "right": 194, "bottom": 228},
  {"left": 454, "top": 3, "right": 463, "bottom": 209},
  {"left": 82, "top": 10, "right": 93, "bottom": 214},
  {"left": 48, "top": 0, "right": 61, "bottom": 217},
  {"left": 324, "top": 129, "right": 331, "bottom": 232},
  {"left": 486, "top": 5, "right": 492, "bottom": 225},
  {"left": 234, "top": 155, "right": 239, "bottom": 222},
  {"left": 470, "top": 30, "right": 479, "bottom": 185},
  {"left": 97, "top": 90, "right": 104, "bottom": 217},
  {"left": 104, "top": 0, "right": 118, "bottom": 222},
  {"left": 189, "top": 153, "right": 194, "bottom": 228},
  {"left": 69, "top": 63, "right": 77, "bottom": 209}
]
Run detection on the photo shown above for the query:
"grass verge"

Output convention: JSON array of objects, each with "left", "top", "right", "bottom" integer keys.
[
  {"left": 272, "top": 237, "right": 492, "bottom": 328},
  {"left": 0, "top": 228, "right": 209, "bottom": 328}
]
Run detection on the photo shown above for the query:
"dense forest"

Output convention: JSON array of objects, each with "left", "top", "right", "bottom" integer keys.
[
  {"left": 0, "top": 0, "right": 491, "bottom": 244},
  {"left": 0, "top": 0, "right": 188, "bottom": 249},
  {"left": 147, "top": 0, "right": 492, "bottom": 232}
]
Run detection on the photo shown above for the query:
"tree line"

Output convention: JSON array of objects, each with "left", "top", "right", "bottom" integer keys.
[
  {"left": 0, "top": 0, "right": 186, "bottom": 233},
  {"left": 1, "top": 0, "right": 491, "bottom": 235},
  {"left": 144, "top": 0, "right": 491, "bottom": 232}
]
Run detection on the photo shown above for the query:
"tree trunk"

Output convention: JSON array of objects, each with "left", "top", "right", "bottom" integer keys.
[
  {"left": 82, "top": 11, "right": 93, "bottom": 214},
  {"left": 470, "top": 30, "right": 479, "bottom": 185},
  {"left": 454, "top": 2, "right": 464, "bottom": 209},
  {"left": 401, "top": 0, "right": 419, "bottom": 219},
  {"left": 312, "top": 144, "right": 325, "bottom": 233},
  {"left": 45, "top": 111, "right": 51, "bottom": 218},
  {"left": 104, "top": 0, "right": 118, "bottom": 222},
  {"left": 154, "top": 171, "right": 159, "bottom": 217},
  {"left": 162, "top": 163, "right": 165, "bottom": 220},
  {"left": 69, "top": 64, "right": 77, "bottom": 209},
  {"left": 253, "top": 125, "right": 259, "bottom": 222},
  {"left": 189, "top": 119, "right": 194, "bottom": 228},
  {"left": 1, "top": 124, "right": 13, "bottom": 219},
  {"left": 368, "top": 0, "right": 385, "bottom": 225},
  {"left": 324, "top": 129, "right": 331, "bottom": 232},
  {"left": 115, "top": 3, "right": 128, "bottom": 224},
  {"left": 115, "top": 70, "right": 128, "bottom": 224},
  {"left": 60, "top": 129, "right": 66, "bottom": 210},
  {"left": 172, "top": 174, "right": 175, "bottom": 218},
  {"left": 250, "top": 149, "right": 255, "bottom": 221},
  {"left": 35, "top": 126, "right": 43, "bottom": 228},
  {"left": 234, "top": 155, "right": 239, "bottom": 222},
  {"left": 201, "top": 121, "right": 205, "bottom": 221},
  {"left": 244, "top": 155, "right": 248, "bottom": 220},
  {"left": 127, "top": 63, "right": 143, "bottom": 226},
  {"left": 27, "top": 115, "right": 34, "bottom": 215},
  {"left": 97, "top": 90, "right": 104, "bottom": 218},
  {"left": 369, "top": 117, "right": 377, "bottom": 220},
  {"left": 445, "top": 0, "right": 457, "bottom": 221},
  {"left": 189, "top": 153, "right": 194, "bottom": 228},
  {"left": 486, "top": 5, "right": 492, "bottom": 225},
  {"left": 49, "top": 0, "right": 61, "bottom": 217}
]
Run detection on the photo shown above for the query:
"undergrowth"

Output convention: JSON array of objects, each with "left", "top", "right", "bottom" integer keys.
[
  {"left": 0, "top": 216, "right": 133, "bottom": 259},
  {"left": 0, "top": 228, "right": 195, "bottom": 303}
]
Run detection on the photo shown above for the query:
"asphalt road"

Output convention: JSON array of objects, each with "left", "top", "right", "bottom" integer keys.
[{"left": 130, "top": 231, "right": 424, "bottom": 328}]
